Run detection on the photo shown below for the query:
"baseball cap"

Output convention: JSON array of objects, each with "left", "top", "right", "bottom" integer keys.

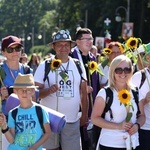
[{"left": 1, "top": 35, "right": 23, "bottom": 51}]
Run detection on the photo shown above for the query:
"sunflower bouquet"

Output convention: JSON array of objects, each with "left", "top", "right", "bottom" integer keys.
[
  {"left": 118, "top": 89, "right": 133, "bottom": 122},
  {"left": 87, "top": 61, "right": 104, "bottom": 76}
]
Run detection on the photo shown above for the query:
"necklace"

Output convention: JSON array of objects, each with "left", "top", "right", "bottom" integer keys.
[{"left": 60, "top": 61, "right": 69, "bottom": 74}]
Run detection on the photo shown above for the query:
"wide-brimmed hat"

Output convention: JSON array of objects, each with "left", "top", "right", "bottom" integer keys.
[
  {"left": 49, "top": 30, "right": 76, "bottom": 48},
  {"left": 1, "top": 35, "right": 23, "bottom": 51},
  {"left": 10, "top": 73, "right": 38, "bottom": 88},
  {"left": 142, "top": 43, "right": 150, "bottom": 63}
]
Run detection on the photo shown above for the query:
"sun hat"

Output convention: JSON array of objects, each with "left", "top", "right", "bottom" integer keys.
[
  {"left": 1, "top": 35, "right": 23, "bottom": 51},
  {"left": 49, "top": 30, "right": 76, "bottom": 47},
  {"left": 142, "top": 43, "right": 150, "bottom": 63},
  {"left": 10, "top": 73, "right": 38, "bottom": 88}
]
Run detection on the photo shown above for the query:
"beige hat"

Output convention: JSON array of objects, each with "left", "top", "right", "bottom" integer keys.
[{"left": 10, "top": 73, "right": 38, "bottom": 88}]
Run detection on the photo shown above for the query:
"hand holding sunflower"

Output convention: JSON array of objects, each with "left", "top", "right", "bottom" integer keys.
[{"left": 118, "top": 89, "right": 133, "bottom": 122}]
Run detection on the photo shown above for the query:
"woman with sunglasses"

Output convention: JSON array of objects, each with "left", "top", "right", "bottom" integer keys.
[
  {"left": 91, "top": 55, "right": 145, "bottom": 150},
  {"left": 0, "top": 35, "right": 33, "bottom": 149},
  {"left": 0, "top": 35, "right": 33, "bottom": 114}
]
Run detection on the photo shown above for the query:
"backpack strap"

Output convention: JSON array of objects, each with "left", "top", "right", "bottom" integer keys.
[
  {"left": 23, "top": 64, "right": 31, "bottom": 74},
  {"left": 12, "top": 108, "right": 18, "bottom": 123},
  {"left": 131, "top": 87, "right": 140, "bottom": 117},
  {"left": 139, "top": 69, "right": 146, "bottom": 89},
  {"left": 102, "top": 87, "right": 113, "bottom": 119},
  {"left": 73, "top": 58, "right": 86, "bottom": 81},
  {"left": 11, "top": 106, "right": 44, "bottom": 132},
  {"left": 43, "top": 58, "right": 51, "bottom": 87},
  {"left": 35, "top": 105, "right": 45, "bottom": 133}
]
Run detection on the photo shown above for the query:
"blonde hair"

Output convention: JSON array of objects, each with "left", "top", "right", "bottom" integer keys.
[{"left": 108, "top": 55, "right": 135, "bottom": 90}]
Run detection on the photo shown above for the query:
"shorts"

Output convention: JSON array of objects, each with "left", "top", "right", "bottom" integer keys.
[{"left": 43, "top": 120, "right": 81, "bottom": 150}]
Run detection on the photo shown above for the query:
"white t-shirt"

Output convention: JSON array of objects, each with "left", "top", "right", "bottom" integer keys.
[
  {"left": 34, "top": 57, "right": 87, "bottom": 123},
  {"left": 96, "top": 88, "right": 143, "bottom": 148},
  {"left": 99, "top": 64, "right": 109, "bottom": 85},
  {"left": 132, "top": 68, "right": 150, "bottom": 130}
]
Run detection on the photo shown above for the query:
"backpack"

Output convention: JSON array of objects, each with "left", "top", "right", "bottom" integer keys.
[
  {"left": 43, "top": 58, "right": 85, "bottom": 86},
  {"left": 139, "top": 69, "right": 146, "bottom": 89},
  {"left": 102, "top": 87, "right": 140, "bottom": 120},
  {"left": 11, "top": 105, "right": 45, "bottom": 132}
]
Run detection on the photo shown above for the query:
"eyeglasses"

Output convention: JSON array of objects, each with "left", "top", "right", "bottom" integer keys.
[
  {"left": 79, "top": 38, "right": 94, "bottom": 41},
  {"left": 5, "top": 46, "right": 22, "bottom": 53},
  {"left": 114, "top": 67, "right": 132, "bottom": 74},
  {"left": 17, "top": 89, "right": 33, "bottom": 94}
]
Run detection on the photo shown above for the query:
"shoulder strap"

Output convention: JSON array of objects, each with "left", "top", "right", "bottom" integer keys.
[
  {"left": 139, "top": 69, "right": 146, "bottom": 89},
  {"left": 23, "top": 65, "right": 31, "bottom": 74},
  {"left": 43, "top": 59, "right": 51, "bottom": 86},
  {"left": 131, "top": 87, "right": 140, "bottom": 117},
  {"left": 35, "top": 105, "right": 45, "bottom": 132},
  {"left": 73, "top": 58, "right": 85, "bottom": 81},
  {"left": 12, "top": 108, "right": 18, "bottom": 121},
  {"left": 102, "top": 87, "right": 113, "bottom": 119}
]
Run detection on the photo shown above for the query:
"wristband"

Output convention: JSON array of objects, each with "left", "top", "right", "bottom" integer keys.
[
  {"left": 1, "top": 126, "right": 9, "bottom": 134},
  {"left": 134, "top": 123, "right": 140, "bottom": 130}
]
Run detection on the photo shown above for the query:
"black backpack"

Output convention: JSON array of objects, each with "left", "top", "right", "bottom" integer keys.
[
  {"left": 43, "top": 58, "right": 85, "bottom": 86},
  {"left": 11, "top": 105, "right": 45, "bottom": 132},
  {"left": 102, "top": 87, "right": 140, "bottom": 120}
]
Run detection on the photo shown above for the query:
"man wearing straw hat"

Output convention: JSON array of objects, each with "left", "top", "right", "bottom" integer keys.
[
  {"left": 34, "top": 30, "right": 88, "bottom": 150},
  {"left": 132, "top": 43, "right": 150, "bottom": 150},
  {"left": 0, "top": 73, "right": 51, "bottom": 150}
]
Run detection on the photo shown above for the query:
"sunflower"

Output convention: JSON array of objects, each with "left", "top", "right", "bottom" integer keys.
[
  {"left": 87, "top": 61, "right": 104, "bottom": 76},
  {"left": 118, "top": 89, "right": 131, "bottom": 105},
  {"left": 88, "top": 61, "right": 98, "bottom": 71},
  {"left": 51, "top": 59, "right": 62, "bottom": 71},
  {"left": 117, "top": 43, "right": 125, "bottom": 53},
  {"left": 103, "top": 48, "right": 112, "bottom": 55},
  {"left": 126, "top": 37, "right": 138, "bottom": 50}
]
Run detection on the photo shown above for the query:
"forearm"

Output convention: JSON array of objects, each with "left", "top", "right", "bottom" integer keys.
[
  {"left": 30, "top": 132, "right": 50, "bottom": 149},
  {"left": 1, "top": 125, "right": 14, "bottom": 143}
]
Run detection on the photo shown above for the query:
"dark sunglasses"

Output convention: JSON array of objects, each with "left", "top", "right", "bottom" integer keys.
[
  {"left": 114, "top": 67, "right": 132, "bottom": 74},
  {"left": 5, "top": 46, "right": 22, "bottom": 53}
]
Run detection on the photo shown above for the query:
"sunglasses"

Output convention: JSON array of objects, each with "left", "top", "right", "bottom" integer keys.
[
  {"left": 114, "top": 67, "right": 132, "bottom": 74},
  {"left": 5, "top": 46, "right": 22, "bottom": 53}
]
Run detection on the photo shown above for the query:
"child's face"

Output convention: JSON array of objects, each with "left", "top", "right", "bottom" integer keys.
[{"left": 14, "top": 88, "right": 35, "bottom": 100}]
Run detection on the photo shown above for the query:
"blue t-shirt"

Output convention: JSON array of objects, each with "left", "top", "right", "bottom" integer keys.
[
  {"left": 1, "top": 62, "right": 33, "bottom": 114},
  {"left": 7, "top": 105, "right": 49, "bottom": 150}
]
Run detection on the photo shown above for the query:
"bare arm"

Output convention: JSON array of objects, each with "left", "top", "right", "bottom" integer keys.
[
  {"left": 91, "top": 96, "right": 133, "bottom": 131},
  {"left": 35, "top": 82, "right": 59, "bottom": 99},
  {"left": 0, "top": 113, "right": 15, "bottom": 143},
  {"left": 80, "top": 81, "right": 88, "bottom": 126}
]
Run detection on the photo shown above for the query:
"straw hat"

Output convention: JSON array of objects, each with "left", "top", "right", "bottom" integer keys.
[
  {"left": 10, "top": 73, "right": 38, "bottom": 88},
  {"left": 49, "top": 30, "right": 76, "bottom": 48}
]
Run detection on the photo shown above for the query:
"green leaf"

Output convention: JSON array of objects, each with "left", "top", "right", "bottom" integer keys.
[
  {"left": 59, "top": 71, "right": 69, "bottom": 82},
  {"left": 126, "top": 112, "right": 132, "bottom": 122}
]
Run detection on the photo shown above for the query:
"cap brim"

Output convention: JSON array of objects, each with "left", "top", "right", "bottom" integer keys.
[{"left": 8, "top": 42, "right": 23, "bottom": 48}]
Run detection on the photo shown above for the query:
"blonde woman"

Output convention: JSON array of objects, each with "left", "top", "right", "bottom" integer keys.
[{"left": 91, "top": 55, "right": 145, "bottom": 150}]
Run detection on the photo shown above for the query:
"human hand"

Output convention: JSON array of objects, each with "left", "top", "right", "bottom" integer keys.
[
  {"left": 145, "top": 91, "right": 150, "bottom": 103},
  {"left": 0, "top": 113, "right": 7, "bottom": 129},
  {"left": 128, "top": 123, "right": 139, "bottom": 135},
  {"left": 87, "top": 86, "right": 93, "bottom": 94},
  {"left": 49, "top": 84, "right": 59, "bottom": 94},
  {"left": 1, "top": 86, "right": 9, "bottom": 100},
  {"left": 120, "top": 121, "right": 133, "bottom": 131}
]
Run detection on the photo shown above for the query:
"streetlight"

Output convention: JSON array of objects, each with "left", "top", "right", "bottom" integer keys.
[{"left": 115, "top": 0, "right": 130, "bottom": 22}]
